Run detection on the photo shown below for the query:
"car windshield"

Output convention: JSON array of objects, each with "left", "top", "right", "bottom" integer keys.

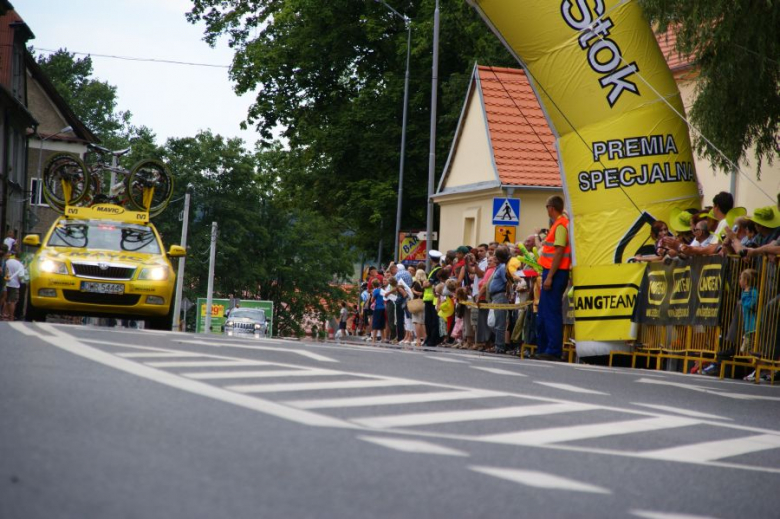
[
  {"left": 230, "top": 309, "right": 266, "bottom": 321},
  {"left": 47, "top": 220, "right": 162, "bottom": 254}
]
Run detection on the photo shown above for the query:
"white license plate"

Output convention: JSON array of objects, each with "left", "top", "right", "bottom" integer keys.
[{"left": 80, "top": 282, "right": 124, "bottom": 295}]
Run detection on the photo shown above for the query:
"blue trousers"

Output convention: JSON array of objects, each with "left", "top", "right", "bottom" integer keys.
[{"left": 536, "top": 269, "right": 569, "bottom": 357}]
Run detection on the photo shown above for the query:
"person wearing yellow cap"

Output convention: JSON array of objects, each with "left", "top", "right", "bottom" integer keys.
[{"left": 736, "top": 205, "right": 780, "bottom": 259}]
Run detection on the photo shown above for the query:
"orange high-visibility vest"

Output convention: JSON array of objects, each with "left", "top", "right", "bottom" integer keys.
[{"left": 539, "top": 216, "right": 572, "bottom": 270}]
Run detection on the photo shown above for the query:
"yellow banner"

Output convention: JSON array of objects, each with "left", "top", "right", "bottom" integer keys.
[
  {"left": 468, "top": 0, "right": 700, "bottom": 340},
  {"left": 64, "top": 204, "right": 149, "bottom": 223},
  {"left": 572, "top": 264, "right": 645, "bottom": 340}
]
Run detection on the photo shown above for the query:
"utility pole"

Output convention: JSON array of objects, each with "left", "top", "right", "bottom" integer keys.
[
  {"left": 172, "top": 185, "right": 193, "bottom": 331},
  {"left": 204, "top": 221, "right": 218, "bottom": 334},
  {"left": 426, "top": 0, "right": 440, "bottom": 271}
]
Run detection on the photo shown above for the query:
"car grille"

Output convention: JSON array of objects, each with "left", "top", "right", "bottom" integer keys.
[
  {"left": 72, "top": 263, "right": 136, "bottom": 280},
  {"left": 63, "top": 291, "right": 141, "bottom": 306},
  {"left": 234, "top": 322, "right": 258, "bottom": 331}
]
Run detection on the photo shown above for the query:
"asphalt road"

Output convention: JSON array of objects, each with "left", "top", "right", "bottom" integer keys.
[{"left": 2, "top": 322, "right": 779, "bottom": 519}]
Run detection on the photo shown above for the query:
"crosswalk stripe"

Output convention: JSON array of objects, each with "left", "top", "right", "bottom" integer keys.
[
  {"left": 358, "top": 436, "right": 469, "bottom": 457},
  {"left": 534, "top": 382, "right": 610, "bottom": 395},
  {"left": 118, "top": 352, "right": 203, "bottom": 358},
  {"left": 284, "top": 390, "right": 499, "bottom": 410},
  {"left": 426, "top": 356, "right": 469, "bottom": 364},
  {"left": 226, "top": 379, "right": 419, "bottom": 393},
  {"left": 639, "top": 434, "right": 780, "bottom": 463},
  {"left": 145, "top": 360, "right": 265, "bottom": 368},
  {"left": 351, "top": 402, "right": 599, "bottom": 429},
  {"left": 481, "top": 416, "right": 699, "bottom": 446},
  {"left": 470, "top": 466, "right": 611, "bottom": 494},
  {"left": 182, "top": 369, "right": 338, "bottom": 380},
  {"left": 630, "top": 509, "right": 719, "bottom": 519},
  {"left": 471, "top": 366, "right": 527, "bottom": 377},
  {"left": 632, "top": 403, "right": 732, "bottom": 421}
]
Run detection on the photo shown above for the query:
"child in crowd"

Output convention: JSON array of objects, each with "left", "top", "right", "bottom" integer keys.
[{"left": 740, "top": 269, "right": 758, "bottom": 355}]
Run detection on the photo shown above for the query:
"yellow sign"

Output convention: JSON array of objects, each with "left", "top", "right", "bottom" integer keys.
[
  {"left": 200, "top": 303, "right": 225, "bottom": 318},
  {"left": 495, "top": 226, "right": 516, "bottom": 245},
  {"left": 64, "top": 204, "right": 149, "bottom": 223},
  {"left": 469, "top": 0, "right": 700, "bottom": 341}
]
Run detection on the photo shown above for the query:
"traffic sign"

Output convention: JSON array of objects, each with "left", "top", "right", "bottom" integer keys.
[
  {"left": 495, "top": 226, "right": 516, "bottom": 244},
  {"left": 492, "top": 198, "right": 520, "bottom": 225},
  {"left": 415, "top": 231, "right": 438, "bottom": 241}
]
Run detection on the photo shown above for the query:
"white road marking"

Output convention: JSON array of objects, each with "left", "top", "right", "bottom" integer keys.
[
  {"left": 33, "top": 323, "right": 354, "bottom": 429},
  {"left": 632, "top": 403, "right": 732, "bottom": 421},
  {"left": 450, "top": 354, "right": 555, "bottom": 367},
  {"left": 183, "top": 369, "right": 339, "bottom": 380},
  {"left": 226, "top": 379, "right": 419, "bottom": 394},
  {"left": 639, "top": 434, "right": 780, "bottom": 463},
  {"left": 285, "top": 390, "right": 500, "bottom": 410},
  {"left": 575, "top": 367, "right": 666, "bottom": 378},
  {"left": 7, "top": 322, "right": 40, "bottom": 337},
  {"left": 481, "top": 416, "right": 699, "bottom": 446},
  {"left": 630, "top": 510, "right": 719, "bottom": 519},
  {"left": 471, "top": 366, "right": 527, "bottom": 377},
  {"left": 118, "top": 352, "right": 204, "bottom": 359},
  {"left": 179, "top": 339, "right": 337, "bottom": 362},
  {"left": 145, "top": 360, "right": 266, "bottom": 368},
  {"left": 425, "top": 356, "right": 469, "bottom": 364},
  {"left": 358, "top": 436, "right": 469, "bottom": 457},
  {"left": 470, "top": 466, "right": 611, "bottom": 494},
  {"left": 535, "top": 382, "right": 610, "bottom": 395},
  {"left": 637, "top": 378, "right": 780, "bottom": 401},
  {"left": 352, "top": 402, "right": 599, "bottom": 429}
]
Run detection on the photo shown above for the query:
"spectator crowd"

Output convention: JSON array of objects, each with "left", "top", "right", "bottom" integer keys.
[{"left": 336, "top": 192, "right": 780, "bottom": 370}]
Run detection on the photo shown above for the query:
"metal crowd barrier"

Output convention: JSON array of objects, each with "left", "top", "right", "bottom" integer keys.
[{"left": 609, "top": 255, "right": 779, "bottom": 384}]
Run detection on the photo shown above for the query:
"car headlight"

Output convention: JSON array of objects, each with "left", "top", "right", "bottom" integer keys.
[
  {"left": 138, "top": 266, "right": 169, "bottom": 281},
  {"left": 40, "top": 258, "right": 68, "bottom": 275},
  {"left": 254, "top": 323, "right": 264, "bottom": 330},
  {"left": 225, "top": 320, "right": 234, "bottom": 328}
]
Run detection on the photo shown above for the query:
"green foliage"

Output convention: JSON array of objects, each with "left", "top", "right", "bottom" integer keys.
[
  {"left": 155, "top": 132, "right": 354, "bottom": 336},
  {"left": 187, "top": 0, "right": 516, "bottom": 257},
  {"left": 639, "top": 0, "right": 780, "bottom": 174},
  {"left": 34, "top": 49, "right": 132, "bottom": 149}
]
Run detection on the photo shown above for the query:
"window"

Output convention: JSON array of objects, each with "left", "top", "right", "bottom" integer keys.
[{"left": 30, "top": 178, "right": 48, "bottom": 206}]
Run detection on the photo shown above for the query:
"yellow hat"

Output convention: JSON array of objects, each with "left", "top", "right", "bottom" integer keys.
[
  {"left": 748, "top": 206, "right": 780, "bottom": 229},
  {"left": 725, "top": 207, "right": 747, "bottom": 227},
  {"left": 669, "top": 208, "right": 694, "bottom": 233}
]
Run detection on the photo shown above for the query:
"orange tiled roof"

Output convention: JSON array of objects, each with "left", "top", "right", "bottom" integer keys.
[
  {"left": 477, "top": 65, "right": 561, "bottom": 187},
  {"left": 655, "top": 27, "right": 696, "bottom": 72}
]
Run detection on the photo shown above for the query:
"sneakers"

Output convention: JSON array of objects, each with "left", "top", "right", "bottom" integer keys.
[
  {"left": 744, "top": 370, "right": 756, "bottom": 382},
  {"left": 702, "top": 363, "right": 720, "bottom": 376}
]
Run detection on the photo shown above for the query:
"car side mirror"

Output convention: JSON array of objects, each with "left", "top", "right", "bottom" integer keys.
[
  {"left": 23, "top": 235, "right": 41, "bottom": 247},
  {"left": 167, "top": 245, "right": 186, "bottom": 258}
]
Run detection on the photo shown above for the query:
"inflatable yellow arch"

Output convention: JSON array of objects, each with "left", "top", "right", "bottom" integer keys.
[{"left": 467, "top": 0, "right": 700, "bottom": 352}]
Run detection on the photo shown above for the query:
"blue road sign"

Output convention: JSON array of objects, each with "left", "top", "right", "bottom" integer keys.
[{"left": 492, "top": 198, "right": 520, "bottom": 226}]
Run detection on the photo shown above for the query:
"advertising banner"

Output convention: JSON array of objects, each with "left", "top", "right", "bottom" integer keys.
[
  {"left": 398, "top": 232, "right": 428, "bottom": 265},
  {"left": 196, "top": 298, "right": 274, "bottom": 336},
  {"left": 635, "top": 257, "right": 726, "bottom": 326},
  {"left": 468, "top": 0, "right": 701, "bottom": 343}
]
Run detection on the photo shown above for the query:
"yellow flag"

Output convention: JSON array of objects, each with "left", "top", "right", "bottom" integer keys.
[{"left": 468, "top": 0, "right": 700, "bottom": 341}]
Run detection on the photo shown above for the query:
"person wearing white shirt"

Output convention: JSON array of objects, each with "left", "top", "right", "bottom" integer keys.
[{"left": 3, "top": 253, "right": 25, "bottom": 320}]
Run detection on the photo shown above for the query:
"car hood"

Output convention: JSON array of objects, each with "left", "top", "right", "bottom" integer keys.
[{"left": 39, "top": 247, "right": 168, "bottom": 267}]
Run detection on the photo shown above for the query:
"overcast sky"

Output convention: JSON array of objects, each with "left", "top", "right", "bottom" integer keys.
[{"left": 19, "top": 0, "right": 259, "bottom": 146}]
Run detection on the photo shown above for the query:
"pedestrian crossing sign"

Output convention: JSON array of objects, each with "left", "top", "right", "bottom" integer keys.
[{"left": 492, "top": 198, "right": 520, "bottom": 225}]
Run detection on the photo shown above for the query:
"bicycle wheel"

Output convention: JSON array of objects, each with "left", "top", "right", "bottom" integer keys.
[
  {"left": 126, "top": 159, "right": 173, "bottom": 217},
  {"left": 41, "top": 153, "right": 90, "bottom": 211}
]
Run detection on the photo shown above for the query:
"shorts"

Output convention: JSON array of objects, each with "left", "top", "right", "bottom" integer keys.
[
  {"left": 372, "top": 310, "right": 386, "bottom": 331},
  {"left": 339, "top": 321, "right": 347, "bottom": 331},
  {"left": 6, "top": 287, "right": 19, "bottom": 303}
]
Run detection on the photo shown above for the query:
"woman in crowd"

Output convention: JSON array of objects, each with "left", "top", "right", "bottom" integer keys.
[
  {"left": 633, "top": 221, "right": 674, "bottom": 262},
  {"left": 411, "top": 269, "right": 427, "bottom": 347}
]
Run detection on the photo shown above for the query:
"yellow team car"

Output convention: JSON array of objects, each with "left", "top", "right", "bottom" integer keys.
[{"left": 23, "top": 204, "right": 185, "bottom": 329}]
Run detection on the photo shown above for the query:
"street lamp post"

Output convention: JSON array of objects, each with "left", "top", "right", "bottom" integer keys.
[
  {"left": 426, "top": 0, "right": 440, "bottom": 271},
  {"left": 172, "top": 183, "right": 193, "bottom": 331},
  {"left": 373, "top": 0, "right": 411, "bottom": 264}
]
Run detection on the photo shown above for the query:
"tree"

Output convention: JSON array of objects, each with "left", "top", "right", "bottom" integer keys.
[
  {"left": 156, "top": 131, "right": 354, "bottom": 336},
  {"left": 187, "top": 0, "right": 515, "bottom": 258},
  {"left": 639, "top": 0, "right": 780, "bottom": 174},
  {"left": 34, "top": 49, "right": 133, "bottom": 150}
]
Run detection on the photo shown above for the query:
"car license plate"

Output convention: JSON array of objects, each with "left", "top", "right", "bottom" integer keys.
[{"left": 80, "top": 281, "right": 124, "bottom": 295}]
